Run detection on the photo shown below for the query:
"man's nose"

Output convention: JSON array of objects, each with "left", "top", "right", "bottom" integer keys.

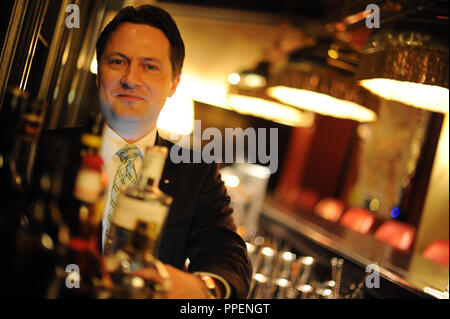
[{"left": 120, "top": 64, "right": 142, "bottom": 88}]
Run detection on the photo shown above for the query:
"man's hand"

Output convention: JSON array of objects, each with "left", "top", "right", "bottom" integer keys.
[{"left": 134, "top": 264, "right": 211, "bottom": 299}]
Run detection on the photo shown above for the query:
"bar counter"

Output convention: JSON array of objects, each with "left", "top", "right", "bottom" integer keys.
[{"left": 258, "top": 196, "right": 449, "bottom": 299}]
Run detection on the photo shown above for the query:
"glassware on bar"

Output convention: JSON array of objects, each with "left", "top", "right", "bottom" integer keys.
[
  {"left": 293, "top": 284, "right": 314, "bottom": 299},
  {"left": 246, "top": 241, "right": 259, "bottom": 274},
  {"left": 255, "top": 246, "right": 277, "bottom": 277},
  {"left": 315, "top": 287, "right": 333, "bottom": 299},
  {"left": 274, "top": 251, "right": 296, "bottom": 281},
  {"left": 248, "top": 273, "right": 271, "bottom": 299},
  {"left": 272, "top": 278, "right": 292, "bottom": 299},
  {"left": 293, "top": 256, "right": 316, "bottom": 286},
  {"left": 331, "top": 257, "right": 344, "bottom": 298}
]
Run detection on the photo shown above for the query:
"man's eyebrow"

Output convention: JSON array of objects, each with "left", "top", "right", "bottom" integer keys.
[
  {"left": 104, "top": 53, "right": 162, "bottom": 65},
  {"left": 105, "top": 52, "right": 128, "bottom": 60},
  {"left": 141, "top": 57, "right": 162, "bottom": 64}
]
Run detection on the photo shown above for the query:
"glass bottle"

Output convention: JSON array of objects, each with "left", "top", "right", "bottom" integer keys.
[
  {"left": 105, "top": 219, "right": 171, "bottom": 299},
  {"left": 104, "top": 145, "right": 172, "bottom": 256},
  {"left": 0, "top": 87, "right": 31, "bottom": 267},
  {"left": 46, "top": 113, "right": 112, "bottom": 298},
  {"left": 6, "top": 132, "right": 68, "bottom": 298},
  {"left": 1, "top": 92, "right": 56, "bottom": 298}
]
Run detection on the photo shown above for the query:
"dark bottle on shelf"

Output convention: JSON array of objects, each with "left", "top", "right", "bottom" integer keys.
[
  {"left": 0, "top": 88, "right": 53, "bottom": 297},
  {"left": 8, "top": 134, "right": 70, "bottom": 298},
  {"left": 0, "top": 87, "right": 30, "bottom": 272},
  {"left": 46, "top": 113, "right": 113, "bottom": 298}
]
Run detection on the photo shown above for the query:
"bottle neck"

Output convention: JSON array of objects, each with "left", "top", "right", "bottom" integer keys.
[{"left": 139, "top": 150, "right": 167, "bottom": 190}]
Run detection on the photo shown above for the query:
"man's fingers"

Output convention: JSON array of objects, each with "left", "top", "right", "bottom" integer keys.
[{"left": 133, "top": 267, "right": 162, "bottom": 282}]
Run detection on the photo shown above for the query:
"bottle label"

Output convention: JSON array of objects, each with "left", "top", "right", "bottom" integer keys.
[
  {"left": 112, "top": 193, "right": 169, "bottom": 240},
  {"left": 74, "top": 168, "right": 103, "bottom": 204},
  {"left": 142, "top": 148, "right": 167, "bottom": 182}
]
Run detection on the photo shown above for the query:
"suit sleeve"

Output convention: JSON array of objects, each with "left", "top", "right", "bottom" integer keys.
[{"left": 186, "top": 162, "right": 253, "bottom": 299}]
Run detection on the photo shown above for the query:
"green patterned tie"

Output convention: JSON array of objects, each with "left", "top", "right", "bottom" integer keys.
[{"left": 104, "top": 144, "right": 142, "bottom": 251}]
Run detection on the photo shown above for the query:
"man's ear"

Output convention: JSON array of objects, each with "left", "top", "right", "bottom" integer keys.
[{"left": 168, "top": 74, "right": 181, "bottom": 97}]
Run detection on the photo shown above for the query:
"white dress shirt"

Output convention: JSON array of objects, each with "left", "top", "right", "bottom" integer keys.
[{"left": 100, "top": 124, "right": 157, "bottom": 248}]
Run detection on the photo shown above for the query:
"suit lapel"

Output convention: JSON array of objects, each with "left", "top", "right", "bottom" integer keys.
[{"left": 155, "top": 132, "right": 176, "bottom": 196}]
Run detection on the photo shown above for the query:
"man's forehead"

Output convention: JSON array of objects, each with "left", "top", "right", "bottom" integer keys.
[{"left": 108, "top": 22, "right": 169, "bottom": 44}]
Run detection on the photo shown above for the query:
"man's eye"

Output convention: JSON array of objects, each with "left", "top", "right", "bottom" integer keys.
[
  {"left": 145, "top": 64, "right": 157, "bottom": 70},
  {"left": 110, "top": 59, "right": 124, "bottom": 65}
]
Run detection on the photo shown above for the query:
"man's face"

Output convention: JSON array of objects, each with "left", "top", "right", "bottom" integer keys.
[{"left": 98, "top": 22, "right": 180, "bottom": 129}]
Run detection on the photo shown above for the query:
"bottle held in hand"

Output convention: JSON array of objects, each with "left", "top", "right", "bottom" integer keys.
[
  {"left": 105, "top": 219, "right": 171, "bottom": 298},
  {"left": 104, "top": 146, "right": 172, "bottom": 256}
]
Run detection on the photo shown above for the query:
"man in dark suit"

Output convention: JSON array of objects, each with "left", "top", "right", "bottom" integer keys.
[{"left": 92, "top": 5, "right": 251, "bottom": 298}]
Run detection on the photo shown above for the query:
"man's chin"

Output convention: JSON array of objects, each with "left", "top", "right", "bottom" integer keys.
[{"left": 108, "top": 108, "right": 147, "bottom": 122}]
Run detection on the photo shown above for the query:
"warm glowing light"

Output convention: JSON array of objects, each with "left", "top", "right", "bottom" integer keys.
[
  {"left": 282, "top": 251, "right": 296, "bottom": 261},
  {"left": 239, "top": 163, "right": 271, "bottom": 180},
  {"left": 90, "top": 54, "right": 98, "bottom": 75},
  {"left": 228, "top": 73, "right": 241, "bottom": 85},
  {"left": 321, "top": 288, "right": 333, "bottom": 297},
  {"left": 131, "top": 276, "right": 145, "bottom": 288},
  {"left": 41, "top": 234, "right": 54, "bottom": 250},
  {"left": 275, "top": 278, "right": 290, "bottom": 287},
  {"left": 343, "top": 10, "right": 371, "bottom": 25},
  {"left": 300, "top": 256, "right": 315, "bottom": 265},
  {"left": 227, "top": 93, "right": 315, "bottom": 127},
  {"left": 254, "top": 273, "right": 268, "bottom": 283},
  {"left": 369, "top": 198, "right": 380, "bottom": 211},
  {"left": 242, "top": 74, "right": 266, "bottom": 88},
  {"left": 298, "top": 284, "right": 313, "bottom": 293},
  {"left": 157, "top": 95, "right": 194, "bottom": 135},
  {"left": 246, "top": 242, "right": 256, "bottom": 253},
  {"left": 360, "top": 79, "right": 449, "bottom": 114},
  {"left": 222, "top": 174, "right": 240, "bottom": 188},
  {"left": 328, "top": 49, "right": 339, "bottom": 59},
  {"left": 267, "top": 86, "right": 377, "bottom": 122},
  {"left": 261, "top": 247, "right": 274, "bottom": 257},
  {"left": 179, "top": 74, "right": 230, "bottom": 110}
]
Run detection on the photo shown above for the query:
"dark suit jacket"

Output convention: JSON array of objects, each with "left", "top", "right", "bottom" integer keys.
[{"left": 37, "top": 127, "right": 252, "bottom": 298}]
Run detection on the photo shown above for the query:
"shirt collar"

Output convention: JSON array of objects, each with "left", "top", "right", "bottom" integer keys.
[{"left": 100, "top": 124, "right": 157, "bottom": 164}]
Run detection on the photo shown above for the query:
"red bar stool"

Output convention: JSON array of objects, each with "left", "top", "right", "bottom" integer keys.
[
  {"left": 313, "top": 197, "right": 345, "bottom": 222},
  {"left": 339, "top": 208, "right": 376, "bottom": 234},
  {"left": 374, "top": 220, "right": 416, "bottom": 252},
  {"left": 422, "top": 240, "right": 449, "bottom": 267}
]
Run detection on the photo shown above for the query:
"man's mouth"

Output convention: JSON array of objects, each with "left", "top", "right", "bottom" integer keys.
[{"left": 116, "top": 94, "right": 145, "bottom": 101}]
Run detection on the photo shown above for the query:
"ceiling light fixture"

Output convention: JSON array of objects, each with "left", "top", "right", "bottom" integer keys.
[
  {"left": 267, "top": 38, "right": 379, "bottom": 122},
  {"left": 356, "top": 28, "right": 449, "bottom": 113}
]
